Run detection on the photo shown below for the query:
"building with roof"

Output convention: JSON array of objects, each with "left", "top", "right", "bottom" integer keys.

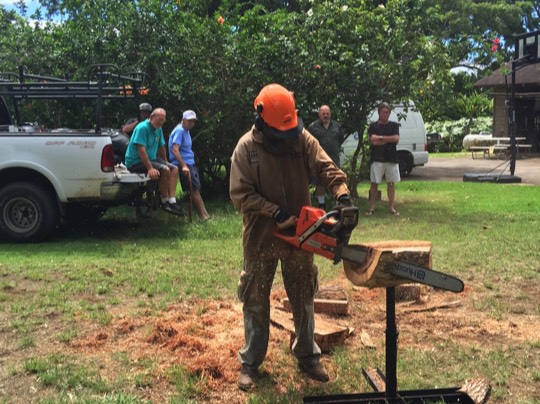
[{"left": 474, "top": 62, "right": 540, "bottom": 151}]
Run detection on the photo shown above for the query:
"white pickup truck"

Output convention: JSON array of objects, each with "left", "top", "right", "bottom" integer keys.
[{"left": 0, "top": 65, "right": 150, "bottom": 242}]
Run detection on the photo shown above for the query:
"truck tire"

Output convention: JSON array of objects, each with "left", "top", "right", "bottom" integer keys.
[
  {"left": 0, "top": 182, "right": 60, "bottom": 242},
  {"left": 398, "top": 152, "right": 414, "bottom": 177}
]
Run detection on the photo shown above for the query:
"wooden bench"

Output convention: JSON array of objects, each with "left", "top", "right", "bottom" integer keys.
[
  {"left": 470, "top": 145, "right": 509, "bottom": 159},
  {"left": 492, "top": 145, "right": 510, "bottom": 158},
  {"left": 470, "top": 146, "right": 491, "bottom": 159},
  {"left": 517, "top": 144, "right": 533, "bottom": 156}
]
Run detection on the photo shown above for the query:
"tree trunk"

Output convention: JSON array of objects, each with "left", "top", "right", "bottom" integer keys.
[{"left": 342, "top": 240, "right": 432, "bottom": 288}]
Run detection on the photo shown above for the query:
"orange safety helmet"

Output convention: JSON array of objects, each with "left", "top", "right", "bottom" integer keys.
[{"left": 254, "top": 83, "right": 303, "bottom": 139}]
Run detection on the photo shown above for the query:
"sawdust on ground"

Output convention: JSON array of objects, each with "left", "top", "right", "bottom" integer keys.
[{"left": 1, "top": 278, "right": 539, "bottom": 403}]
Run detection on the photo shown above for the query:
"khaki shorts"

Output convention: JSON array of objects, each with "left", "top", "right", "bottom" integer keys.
[{"left": 370, "top": 162, "right": 401, "bottom": 184}]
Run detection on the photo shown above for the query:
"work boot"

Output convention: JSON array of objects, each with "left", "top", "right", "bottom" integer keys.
[
  {"left": 299, "top": 361, "right": 330, "bottom": 382},
  {"left": 237, "top": 364, "right": 258, "bottom": 391}
]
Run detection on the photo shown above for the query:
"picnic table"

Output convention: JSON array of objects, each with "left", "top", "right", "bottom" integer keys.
[
  {"left": 496, "top": 137, "right": 533, "bottom": 155},
  {"left": 468, "top": 136, "right": 530, "bottom": 159}
]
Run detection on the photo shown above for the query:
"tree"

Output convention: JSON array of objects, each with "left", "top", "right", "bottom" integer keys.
[
  {"left": 412, "top": 0, "right": 534, "bottom": 122},
  {"left": 423, "top": 0, "right": 531, "bottom": 70},
  {"left": 1, "top": 0, "right": 528, "bottom": 196},
  {"left": 292, "top": 0, "right": 451, "bottom": 193}
]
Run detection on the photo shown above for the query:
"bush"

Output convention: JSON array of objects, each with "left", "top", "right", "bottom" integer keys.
[{"left": 425, "top": 117, "right": 492, "bottom": 152}]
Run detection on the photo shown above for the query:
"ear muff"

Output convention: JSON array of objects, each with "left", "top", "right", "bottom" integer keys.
[
  {"left": 254, "top": 103, "right": 265, "bottom": 131},
  {"left": 254, "top": 114, "right": 264, "bottom": 131}
]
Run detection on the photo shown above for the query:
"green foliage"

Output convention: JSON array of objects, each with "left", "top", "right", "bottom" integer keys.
[
  {"left": 425, "top": 117, "right": 492, "bottom": 152},
  {"left": 422, "top": 0, "right": 530, "bottom": 68},
  {"left": 417, "top": 74, "right": 494, "bottom": 122},
  {"left": 411, "top": 0, "right": 530, "bottom": 122},
  {"left": 0, "top": 0, "right": 452, "bottom": 195},
  {"left": 1, "top": 0, "right": 538, "bottom": 193},
  {"left": 423, "top": 90, "right": 494, "bottom": 149},
  {"left": 452, "top": 91, "right": 493, "bottom": 120}
]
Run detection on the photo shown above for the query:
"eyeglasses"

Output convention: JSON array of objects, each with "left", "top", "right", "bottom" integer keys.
[{"left": 151, "top": 115, "right": 166, "bottom": 123}]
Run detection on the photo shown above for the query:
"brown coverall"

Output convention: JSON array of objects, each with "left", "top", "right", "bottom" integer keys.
[{"left": 229, "top": 126, "right": 349, "bottom": 368}]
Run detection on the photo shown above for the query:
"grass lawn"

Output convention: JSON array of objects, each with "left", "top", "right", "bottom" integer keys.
[{"left": 0, "top": 180, "right": 539, "bottom": 403}]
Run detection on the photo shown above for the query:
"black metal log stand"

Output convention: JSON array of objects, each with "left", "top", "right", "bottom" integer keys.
[{"left": 304, "top": 286, "right": 474, "bottom": 403}]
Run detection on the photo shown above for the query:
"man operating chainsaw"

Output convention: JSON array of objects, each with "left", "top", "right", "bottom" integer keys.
[{"left": 229, "top": 83, "right": 352, "bottom": 391}]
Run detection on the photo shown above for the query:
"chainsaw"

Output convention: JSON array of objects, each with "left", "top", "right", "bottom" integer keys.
[{"left": 274, "top": 206, "right": 464, "bottom": 293}]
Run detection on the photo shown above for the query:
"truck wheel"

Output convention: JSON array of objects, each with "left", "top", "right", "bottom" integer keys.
[
  {"left": 0, "top": 182, "right": 60, "bottom": 242},
  {"left": 398, "top": 152, "right": 414, "bottom": 177}
]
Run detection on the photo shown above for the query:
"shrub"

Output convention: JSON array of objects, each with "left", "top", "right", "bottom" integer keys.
[{"left": 425, "top": 117, "right": 492, "bottom": 152}]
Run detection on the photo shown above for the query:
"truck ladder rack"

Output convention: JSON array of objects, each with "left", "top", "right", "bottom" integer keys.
[{"left": 0, "top": 64, "right": 150, "bottom": 132}]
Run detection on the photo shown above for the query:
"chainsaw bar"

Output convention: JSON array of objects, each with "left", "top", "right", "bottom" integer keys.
[
  {"left": 340, "top": 245, "right": 368, "bottom": 264},
  {"left": 340, "top": 246, "right": 464, "bottom": 293},
  {"left": 390, "top": 261, "right": 464, "bottom": 293}
]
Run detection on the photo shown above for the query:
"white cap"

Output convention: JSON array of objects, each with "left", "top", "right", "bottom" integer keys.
[
  {"left": 139, "top": 103, "right": 152, "bottom": 112},
  {"left": 182, "top": 110, "right": 197, "bottom": 120}
]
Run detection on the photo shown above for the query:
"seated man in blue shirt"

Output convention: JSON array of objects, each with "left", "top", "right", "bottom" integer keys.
[
  {"left": 124, "top": 108, "right": 184, "bottom": 216},
  {"left": 169, "top": 110, "right": 210, "bottom": 220}
]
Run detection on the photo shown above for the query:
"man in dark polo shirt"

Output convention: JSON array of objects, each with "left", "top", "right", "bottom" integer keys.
[{"left": 366, "top": 102, "right": 400, "bottom": 216}]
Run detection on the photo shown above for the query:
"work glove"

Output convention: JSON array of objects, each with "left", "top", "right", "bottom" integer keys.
[
  {"left": 331, "top": 195, "right": 358, "bottom": 246},
  {"left": 333, "top": 194, "right": 353, "bottom": 210},
  {"left": 273, "top": 208, "right": 296, "bottom": 230}
]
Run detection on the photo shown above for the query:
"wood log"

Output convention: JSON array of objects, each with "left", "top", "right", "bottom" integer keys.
[
  {"left": 270, "top": 309, "right": 353, "bottom": 353},
  {"left": 360, "top": 330, "right": 376, "bottom": 349},
  {"left": 315, "top": 285, "right": 348, "bottom": 301},
  {"left": 282, "top": 297, "right": 349, "bottom": 315},
  {"left": 402, "top": 299, "right": 461, "bottom": 313},
  {"left": 458, "top": 378, "right": 491, "bottom": 404},
  {"left": 342, "top": 240, "right": 432, "bottom": 288}
]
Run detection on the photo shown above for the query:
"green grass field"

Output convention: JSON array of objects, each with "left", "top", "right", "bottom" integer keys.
[{"left": 0, "top": 180, "right": 539, "bottom": 403}]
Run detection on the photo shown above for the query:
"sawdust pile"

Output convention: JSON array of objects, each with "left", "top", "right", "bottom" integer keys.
[
  {"left": 3, "top": 280, "right": 539, "bottom": 403},
  {"left": 67, "top": 299, "right": 247, "bottom": 399}
]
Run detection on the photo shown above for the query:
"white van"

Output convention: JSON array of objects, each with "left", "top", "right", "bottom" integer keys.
[{"left": 341, "top": 102, "right": 429, "bottom": 176}]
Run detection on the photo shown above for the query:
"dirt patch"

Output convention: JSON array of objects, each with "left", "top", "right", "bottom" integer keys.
[{"left": 1, "top": 280, "right": 539, "bottom": 403}]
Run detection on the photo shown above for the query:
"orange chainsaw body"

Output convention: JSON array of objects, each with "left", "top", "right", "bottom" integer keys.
[{"left": 274, "top": 206, "right": 341, "bottom": 261}]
